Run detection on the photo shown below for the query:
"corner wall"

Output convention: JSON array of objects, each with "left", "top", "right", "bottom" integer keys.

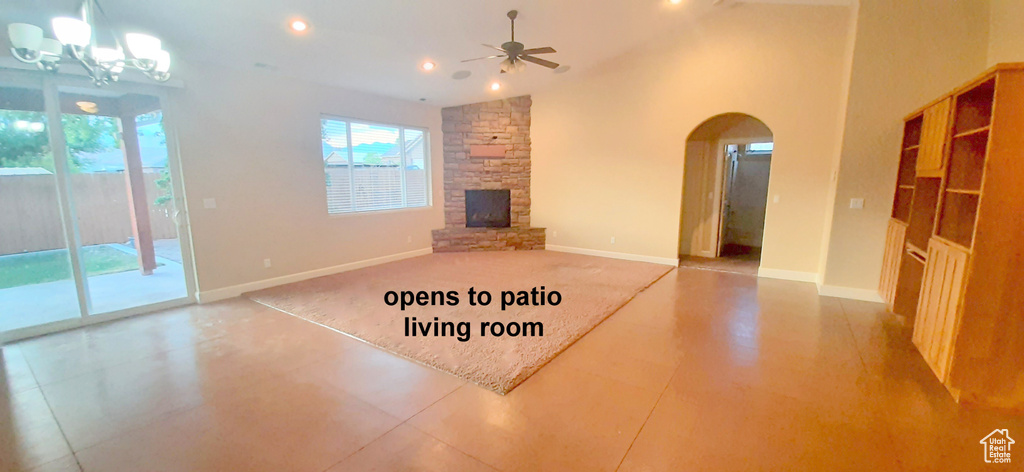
[
  {"left": 988, "top": 0, "right": 1024, "bottom": 65},
  {"left": 531, "top": 4, "right": 852, "bottom": 276},
  {"left": 819, "top": 0, "right": 990, "bottom": 293},
  {"left": 164, "top": 62, "right": 444, "bottom": 298}
]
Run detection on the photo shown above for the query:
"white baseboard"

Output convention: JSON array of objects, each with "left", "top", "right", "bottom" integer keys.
[
  {"left": 545, "top": 245, "right": 679, "bottom": 266},
  {"left": 756, "top": 267, "right": 818, "bottom": 283},
  {"left": 816, "top": 284, "right": 885, "bottom": 303},
  {"left": 197, "top": 247, "right": 433, "bottom": 303}
]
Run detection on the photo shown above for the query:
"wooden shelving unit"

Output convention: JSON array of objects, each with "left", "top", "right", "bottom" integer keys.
[
  {"left": 879, "top": 63, "right": 1024, "bottom": 411},
  {"left": 879, "top": 114, "right": 921, "bottom": 308}
]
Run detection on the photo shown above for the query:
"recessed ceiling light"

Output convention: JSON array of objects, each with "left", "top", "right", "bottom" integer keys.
[
  {"left": 669, "top": 0, "right": 683, "bottom": 4},
  {"left": 76, "top": 101, "right": 98, "bottom": 113},
  {"left": 490, "top": 82, "right": 501, "bottom": 91},
  {"left": 421, "top": 61, "right": 436, "bottom": 71},
  {"left": 290, "top": 19, "right": 308, "bottom": 32}
]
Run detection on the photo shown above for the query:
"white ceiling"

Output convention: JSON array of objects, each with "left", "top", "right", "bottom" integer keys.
[{"left": 0, "top": 0, "right": 851, "bottom": 107}]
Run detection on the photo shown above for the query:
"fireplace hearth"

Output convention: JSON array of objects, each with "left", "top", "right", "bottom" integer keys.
[{"left": 466, "top": 190, "right": 511, "bottom": 228}]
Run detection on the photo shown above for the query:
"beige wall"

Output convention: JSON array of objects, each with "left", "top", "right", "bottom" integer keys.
[
  {"left": 165, "top": 63, "right": 443, "bottom": 294},
  {"left": 532, "top": 4, "right": 852, "bottom": 274},
  {"left": 989, "top": 0, "right": 1024, "bottom": 65},
  {"left": 819, "top": 0, "right": 990, "bottom": 291}
]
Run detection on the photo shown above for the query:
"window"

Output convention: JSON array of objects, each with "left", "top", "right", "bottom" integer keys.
[
  {"left": 321, "top": 117, "right": 429, "bottom": 214},
  {"left": 745, "top": 142, "right": 774, "bottom": 154}
]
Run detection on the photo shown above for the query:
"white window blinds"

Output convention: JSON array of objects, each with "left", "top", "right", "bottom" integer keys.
[{"left": 321, "top": 117, "right": 430, "bottom": 214}]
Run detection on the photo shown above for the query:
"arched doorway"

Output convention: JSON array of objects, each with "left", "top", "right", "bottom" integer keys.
[{"left": 678, "top": 113, "right": 773, "bottom": 275}]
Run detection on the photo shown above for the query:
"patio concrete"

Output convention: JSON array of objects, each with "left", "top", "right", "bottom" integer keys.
[{"left": 0, "top": 245, "right": 187, "bottom": 333}]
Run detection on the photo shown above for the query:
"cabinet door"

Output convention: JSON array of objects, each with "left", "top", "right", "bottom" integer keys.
[
  {"left": 913, "top": 238, "right": 969, "bottom": 381},
  {"left": 879, "top": 219, "right": 907, "bottom": 309},
  {"left": 916, "top": 98, "right": 952, "bottom": 178}
]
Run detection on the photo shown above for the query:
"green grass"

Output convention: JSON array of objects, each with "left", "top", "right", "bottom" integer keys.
[{"left": 0, "top": 245, "right": 154, "bottom": 289}]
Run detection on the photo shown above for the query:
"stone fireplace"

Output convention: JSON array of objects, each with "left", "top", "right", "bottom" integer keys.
[{"left": 432, "top": 96, "right": 545, "bottom": 252}]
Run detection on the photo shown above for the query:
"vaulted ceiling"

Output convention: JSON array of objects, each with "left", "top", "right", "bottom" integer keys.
[{"left": 0, "top": 0, "right": 852, "bottom": 106}]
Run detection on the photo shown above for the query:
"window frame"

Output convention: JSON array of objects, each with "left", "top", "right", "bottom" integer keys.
[
  {"left": 320, "top": 114, "right": 432, "bottom": 216},
  {"left": 744, "top": 142, "right": 774, "bottom": 155}
]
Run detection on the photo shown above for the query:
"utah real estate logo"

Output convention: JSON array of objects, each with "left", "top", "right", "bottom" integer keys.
[{"left": 980, "top": 429, "right": 1014, "bottom": 464}]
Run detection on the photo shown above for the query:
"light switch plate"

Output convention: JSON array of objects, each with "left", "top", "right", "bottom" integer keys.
[
  {"left": 203, "top": 198, "right": 217, "bottom": 209},
  {"left": 850, "top": 198, "right": 864, "bottom": 209}
]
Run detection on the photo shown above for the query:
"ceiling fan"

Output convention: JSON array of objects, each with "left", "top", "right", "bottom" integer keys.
[{"left": 461, "top": 10, "right": 559, "bottom": 74}]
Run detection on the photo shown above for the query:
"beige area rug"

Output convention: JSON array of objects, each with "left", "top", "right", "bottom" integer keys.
[{"left": 247, "top": 250, "right": 672, "bottom": 394}]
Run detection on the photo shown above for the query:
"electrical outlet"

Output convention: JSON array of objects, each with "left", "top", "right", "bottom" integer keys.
[
  {"left": 773, "top": 195, "right": 780, "bottom": 203},
  {"left": 263, "top": 258, "right": 272, "bottom": 268},
  {"left": 407, "top": 235, "right": 412, "bottom": 244},
  {"left": 610, "top": 236, "right": 616, "bottom": 244},
  {"left": 203, "top": 197, "right": 217, "bottom": 209},
  {"left": 552, "top": 230, "right": 557, "bottom": 238},
  {"left": 850, "top": 198, "right": 864, "bottom": 210}
]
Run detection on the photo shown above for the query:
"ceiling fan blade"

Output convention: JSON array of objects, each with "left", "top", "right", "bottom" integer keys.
[
  {"left": 483, "top": 44, "right": 508, "bottom": 53},
  {"left": 461, "top": 55, "right": 506, "bottom": 62},
  {"left": 520, "top": 55, "right": 559, "bottom": 69},
  {"left": 520, "top": 47, "right": 556, "bottom": 55}
]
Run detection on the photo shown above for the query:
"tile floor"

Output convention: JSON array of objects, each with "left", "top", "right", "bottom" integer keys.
[{"left": 2, "top": 268, "right": 1021, "bottom": 471}]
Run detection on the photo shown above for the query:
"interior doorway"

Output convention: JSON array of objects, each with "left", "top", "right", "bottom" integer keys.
[{"left": 678, "top": 113, "right": 773, "bottom": 276}]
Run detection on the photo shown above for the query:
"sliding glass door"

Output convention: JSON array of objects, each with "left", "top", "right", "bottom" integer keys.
[
  {"left": 0, "top": 73, "right": 194, "bottom": 339},
  {"left": 0, "top": 83, "right": 83, "bottom": 331}
]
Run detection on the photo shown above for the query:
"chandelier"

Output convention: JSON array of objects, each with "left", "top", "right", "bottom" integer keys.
[{"left": 7, "top": 0, "right": 171, "bottom": 86}]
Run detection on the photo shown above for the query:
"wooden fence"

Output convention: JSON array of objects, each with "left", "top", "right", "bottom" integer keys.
[
  {"left": 0, "top": 173, "right": 177, "bottom": 255},
  {"left": 325, "top": 167, "right": 427, "bottom": 214}
]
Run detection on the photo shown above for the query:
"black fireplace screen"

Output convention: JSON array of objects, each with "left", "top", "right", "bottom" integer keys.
[{"left": 465, "top": 190, "right": 511, "bottom": 228}]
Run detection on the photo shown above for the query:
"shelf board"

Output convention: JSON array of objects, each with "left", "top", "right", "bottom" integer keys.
[
  {"left": 953, "top": 125, "right": 991, "bottom": 139},
  {"left": 945, "top": 188, "right": 982, "bottom": 195},
  {"left": 905, "top": 243, "right": 928, "bottom": 263},
  {"left": 904, "top": 144, "right": 921, "bottom": 151},
  {"left": 898, "top": 184, "right": 915, "bottom": 189}
]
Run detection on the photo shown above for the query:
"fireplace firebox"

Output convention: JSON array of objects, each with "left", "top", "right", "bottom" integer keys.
[{"left": 465, "top": 190, "right": 511, "bottom": 228}]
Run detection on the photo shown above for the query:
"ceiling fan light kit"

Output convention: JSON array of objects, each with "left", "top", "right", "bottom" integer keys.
[
  {"left": 461, "top": 10, "right": 561, "bottom": 75},
  {"left": 7, "top": 0, "right": 172, "bottom": 86}
]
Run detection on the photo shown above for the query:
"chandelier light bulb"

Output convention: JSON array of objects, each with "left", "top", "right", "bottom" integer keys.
[
  {"left": 154, "top": 50, "right": 171, "bottom": 73},
  {"left": 8, "top": 23, "right": 44, "bottom": 50},
  {"left": 125, "top": 33, "right": 162, "bottom": 61},
  {"left": 51, "top": 17, "right": 91, "bottom": 47}
]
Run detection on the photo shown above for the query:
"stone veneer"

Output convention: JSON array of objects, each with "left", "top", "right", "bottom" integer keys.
[{"left": 432, "top": 96, "right": 546, "bottom": 252}]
